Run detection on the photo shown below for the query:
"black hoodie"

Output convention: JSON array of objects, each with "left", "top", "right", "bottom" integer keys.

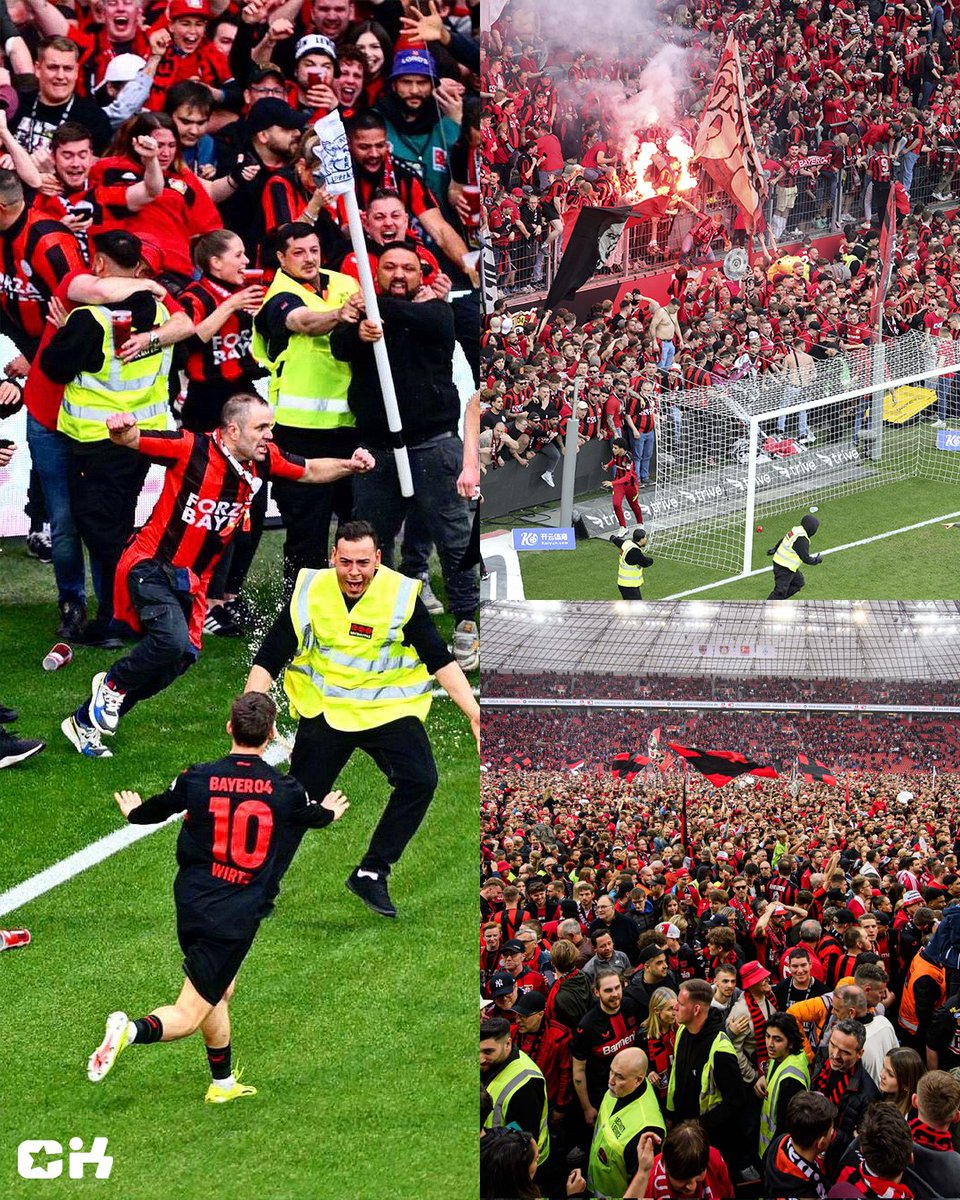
[
  {"left": 667, "top": 1008, "right": 744, "bottom": 1144},
  {"left": 769, "top": 514, "right": 822, "bottom": 566}
]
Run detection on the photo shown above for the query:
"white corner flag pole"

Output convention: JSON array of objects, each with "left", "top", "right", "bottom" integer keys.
[{"left": 313, "top": 112, "right": 414, "bottom": 497}]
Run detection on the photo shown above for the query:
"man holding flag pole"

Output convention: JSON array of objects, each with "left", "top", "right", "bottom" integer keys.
[{"left": 314, "top": 111, "right": 479, "bottom": 670}]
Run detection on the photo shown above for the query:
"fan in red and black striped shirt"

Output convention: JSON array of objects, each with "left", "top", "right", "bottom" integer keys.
[
  {"left": 0, "top": 171, "right": 86, "bottom": 359},
  {"left": 61, "top": 396, "right": 375, "bottom": 757}
]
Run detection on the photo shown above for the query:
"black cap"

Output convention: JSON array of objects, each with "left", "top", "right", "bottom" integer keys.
[
  {"left": 247, "top": 98, "right": 308, "bottom": 135},
  {"left": 639, "top": 943, "right": 667, "bottom": 964},
  {"left": 501, "top": 939, "right": 525, "bottom": 954},
  {"left": 514, "top": 990, "right": 546, "bottom": 1016},
  {"left": 489, "top": 971, "right": 517, "bottom": 998},
  {"left": 834, "top": 907, "right": 858, "bottom": 926},
  {"left": 248, "top": 63, "right": 286, "bottom": 85}
]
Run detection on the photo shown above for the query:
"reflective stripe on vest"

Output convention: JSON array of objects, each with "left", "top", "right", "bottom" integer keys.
[
  {"left": 759, "top": 1052, "right": 810, "bottom": 1156},
  {"left": 773, "top": 526, "right": 804, "bottom": 571},
  {"left": 617, "top": 542, "right": 644, "bottom": 588},
  {"left": 58, "top": 303, "right": 173, "bottom": 443},
  {"left": 588, "top": 1084, "right": 665, "bottom": 1199},
  {"left": 899, "top": 954, "right": 946, "bottom": 1034},
  {"left": 666, "top": 1026, "right": 738, "bottom": 1117},
  {"left": 484, "top": 1050, "right": 550, "bottom": 1165},
  {"left": 283, "top": 565, "right": 433, "bottom": 732},
  {"left": 251, "top": 268, "right": 356, "bottom": 431}
]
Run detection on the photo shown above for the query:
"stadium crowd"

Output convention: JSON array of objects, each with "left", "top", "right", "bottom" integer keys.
[
  {"left": 483, "top": 707, "right": 957, "bottom": 775},
  {"left": 480, "top": 738, "right": 960, "bottom": 1199},
  {"left": 478, "top": 0, "right": 960, "bottom": 491},
  {"left": 483, "top": 672, "right": 960, "bottom": 707},
  {"left": 0, "top": 0, "right": 481, "bottom": 677}
]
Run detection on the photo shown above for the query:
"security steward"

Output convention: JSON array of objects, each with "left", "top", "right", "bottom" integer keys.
[
  {"left": 898, "top": 946, "right": 947, "bottom": 1053},
  {"left": 252, "top": 220, "right": 361, "bottom": 592},
  {"left": 244, "top": 519, "right": 480, "bottom": 919},
  {"left": 481, "top": 1016, "right": 550, "bottom": 1170},
  {"left": 667, "top": 979, "right": 747, "bottom": 1180},
  {"left": 767, "top": 513, "right": 823, "bottom": 600},
  {"left": 41, "top": 229, "right": 193, "bottom": 646},
  {"left": 612, "top": 527, "right": 653, "bottom": 600},
  {"left": 588, "top": 1048, "right": 665, "bottom": 1200}
]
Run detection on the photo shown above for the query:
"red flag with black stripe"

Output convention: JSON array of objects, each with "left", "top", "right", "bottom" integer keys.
[
  {"left": 566, "top": 758, "right": 586, "bottom": 773},
  {"left": 610, "top": 751, "right": 650, "bottom": 782},
  {"left": 797, "top": 753, "right": 837, "bottom": 786},
  {"left": 503, "top": 754, "right": 533, "bottom": 768},
  {"left": 667, "top": 743, "right": 779, "bottom": 787}
]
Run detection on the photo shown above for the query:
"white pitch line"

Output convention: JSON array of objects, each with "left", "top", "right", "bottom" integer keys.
[
  {"left": 663, "top": 509, "right": 960, "bottom": 600},
  {"left": 0, "top": 813, "right": 182, "bottom": 919},
  {"left": 0, "top": 690, "right": 481, "bottom": 917}
]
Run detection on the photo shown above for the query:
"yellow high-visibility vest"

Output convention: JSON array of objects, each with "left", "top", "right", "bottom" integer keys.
[
  {"left": 617, "top": 542, "right": 644, "bottom": 589},
  {"left": 58, "top": 303, "right": 172, "bottom": 443},
  {"left": 666, "top": 1025, "right": 738, "bottom": 1117},
  {"left": 484, "top": 1050, "right": 550, "bottom": 1165},
  {"left": 773, "top": 526, "right": 806, "bottom": 571},
  {"left": 588, "top": 1082, "right": 665, "bottom": 1198},
  {"left": 759, "top": 1051, "right": 810, "bottom": 1157},
  {"left": 251, "top": 268, "right": 356, "bottom": 431},
  {"left": 284, "top": 566, "right": 433, "bottom": 731}
]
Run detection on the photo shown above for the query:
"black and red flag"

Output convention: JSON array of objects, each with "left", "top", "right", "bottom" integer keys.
[
  {"left": 503, "top": 754, "right": 533, "bottom": 768},
  {"left": 610, "top": 752, "right": 650, "bottom": 782},
  {"left": 565, "top": 758, "right": 586, "bottom": 773},
  {"left": 870, "top": 180, "right": 897, "bottom": 342},
  {"left": 667, "top": 743, "right": 779, "bottom": 787},
  {"left": 797, "top": 753, "right": 837, "bottom": 786}
]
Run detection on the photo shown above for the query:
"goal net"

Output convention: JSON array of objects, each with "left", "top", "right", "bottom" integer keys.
[{"left": 650, "top": 329, "right": 960, "bottom": 576}]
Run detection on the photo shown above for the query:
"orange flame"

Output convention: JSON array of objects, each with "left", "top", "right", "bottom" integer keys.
[{"left": 621, "top": 134, "right": 698, "bottom": 204}]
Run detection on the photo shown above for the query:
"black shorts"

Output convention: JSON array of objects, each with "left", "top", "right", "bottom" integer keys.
[{"left": 176, "top": 917, "right": 256, "bottom": 1006}]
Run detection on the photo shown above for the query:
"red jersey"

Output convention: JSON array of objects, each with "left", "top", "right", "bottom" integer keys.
[
  {"left": 89, "top": 156, "right": 221, "bottom": 279},
  {"left": 178, "top": 276, "right": 262, "bottom": 386},
  {"left": 147, "top": 42, "right": 233, "bottom": 111},
  {"left": 0, "top": 206, "right": 87, "bottom": 353},
  {"left": 114, "top": 431, "right": 306, "bottom": 649}
]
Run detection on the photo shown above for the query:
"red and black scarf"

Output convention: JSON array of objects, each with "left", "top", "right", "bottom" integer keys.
[
  {"left": 773, "top": 1137, "right": 828, "bottom": 1200},
  {"left": 746, "top": 991, "right": 774, "bottom": 1072},
  {"left": 814, "top": 1062, "right": 853, "bottom": 1107},
  {"left": 909, "top": 1117, "right": 954, "bottom": 1152},
  {"left": 835, "top": 1155, "right": 914, "bottom": 1198}
]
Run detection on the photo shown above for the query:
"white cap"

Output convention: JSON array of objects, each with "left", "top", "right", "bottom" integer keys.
[
  {"left": 96, "top": 53, "right": 147, "bottom": 90},
  {"left": 295, "top": 33, "right": 337, "bottom": 62},
  {"left": 656, "top": 922, "right": 681, "bottom": 939}
]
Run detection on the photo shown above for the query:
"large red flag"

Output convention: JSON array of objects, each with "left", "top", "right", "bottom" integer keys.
[
  {"left": 870, "top": 182, "right": 897, "bottom": 343},
  {"left": 693, "top": 34, "right": 766, "bottom": 231},
  {"left": 668, "top": 743, "right": 779, "bottom": 787}
]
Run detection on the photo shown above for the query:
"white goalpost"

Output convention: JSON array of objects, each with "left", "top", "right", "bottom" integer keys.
[{"left": 650, "top": 330, "right": 960, "bottom": 578}]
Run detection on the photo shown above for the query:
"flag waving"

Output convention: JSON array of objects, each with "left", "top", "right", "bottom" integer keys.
[
  {"left": 610, "top": 751, "right": 650, "bottom": 782},
  {"left": 543, "top": 206, "right": 636, "bottom": 310},
  {"left": 668, "top": 743, "right": 778, "bottom": 787},
  {"left": 797, "top": 753, "right": 838, "bottom": 786},
  {"left": 693, "top": 34, "right": 766, "bottom": 231}
]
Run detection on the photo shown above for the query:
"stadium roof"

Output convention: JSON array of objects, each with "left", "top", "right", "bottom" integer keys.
[{"left": 482, "top": 600, "right": 960, "bottom": 681}]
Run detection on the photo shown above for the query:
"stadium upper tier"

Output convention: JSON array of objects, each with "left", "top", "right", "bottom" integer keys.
[{"left": 481, "top": 600, "right": 960, "bottom": 682}]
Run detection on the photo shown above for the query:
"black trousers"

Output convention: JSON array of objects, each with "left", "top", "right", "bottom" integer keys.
[
  {"left": 108, "top": 559, "right": 197, "bottom": 714},
  {"left": 68, "top": 441, "right": 149, "bottom": 625},
  {"left": 271, "top": 425, "right": 359, "bottom": 595},
  {"left": 768, "top": 564, "right": 805, "bottom": 600},
  {"left": 269, "top": 713, "right": 439, "bottom": 897},
  {"left": 618, "top": 586, "right": 643, "bottom": 600}
]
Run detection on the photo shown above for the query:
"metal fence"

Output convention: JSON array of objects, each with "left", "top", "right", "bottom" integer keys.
[{"left": 490, "top": 156, "right": 944, "bottom": 306}]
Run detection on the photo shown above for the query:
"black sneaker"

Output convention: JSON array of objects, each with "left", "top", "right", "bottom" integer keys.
[
  {"left": 0, "top": 704, "right": 18, "bottom": 724},
  {"left": 224, "top": 597, "right": 258, "bottom": 631},
  {"left": 203, "top": 604, "right": 242, "bottom": 638},
  {"left": 345, "top": 868, "right": 397, "bottom": 919},
  {"left": 58, "top": 598, "right": 88, "bottom": 641},
  {"left": 26, "top": 526, "right": 52, "bottom": 564},
  {"left": 73, "top": 621, "right": 123, "bottom": 650},
  {"left": 0, "top": 727, "right": 45, "bottom": 769}
]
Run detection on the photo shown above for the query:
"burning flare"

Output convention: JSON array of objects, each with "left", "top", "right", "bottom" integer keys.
[{"left": 621, "top": 133, "right": 698, "bottom": 204}]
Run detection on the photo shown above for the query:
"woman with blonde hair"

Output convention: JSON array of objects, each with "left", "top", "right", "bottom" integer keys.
[{"left": 638, "top": 986, "right": 678, "bottom": 1108}]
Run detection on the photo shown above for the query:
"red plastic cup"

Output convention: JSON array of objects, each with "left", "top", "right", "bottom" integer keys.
[
  {"left": 307, "top": 68, "right": 324, "bottom": 87},
  {"left": 111, "top": 310, "right": 133, "bottom": 351},
  {"left": 243, "top": 269, "right": 265, "bottom": 285},
  {"left": 42, "top": 642, "right": 73, "bottom": 671},
  {"left": 462, "top": 183, "right": 481, "bottom": 229},
  {"left": 0, "top": 929, "right": 31, "bottom": 951}
]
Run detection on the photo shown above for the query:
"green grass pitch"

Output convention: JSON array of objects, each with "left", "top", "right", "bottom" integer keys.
[
  {"left": 502, "top": 476, "right": 960, "bottom": 601},
  {"left": 0, "top": 535, "right": 478, "bottom": 1200}
]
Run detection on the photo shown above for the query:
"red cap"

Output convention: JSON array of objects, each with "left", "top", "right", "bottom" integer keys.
[{"left": 168, "top": 0, "right": 211, "bottom": 19}]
